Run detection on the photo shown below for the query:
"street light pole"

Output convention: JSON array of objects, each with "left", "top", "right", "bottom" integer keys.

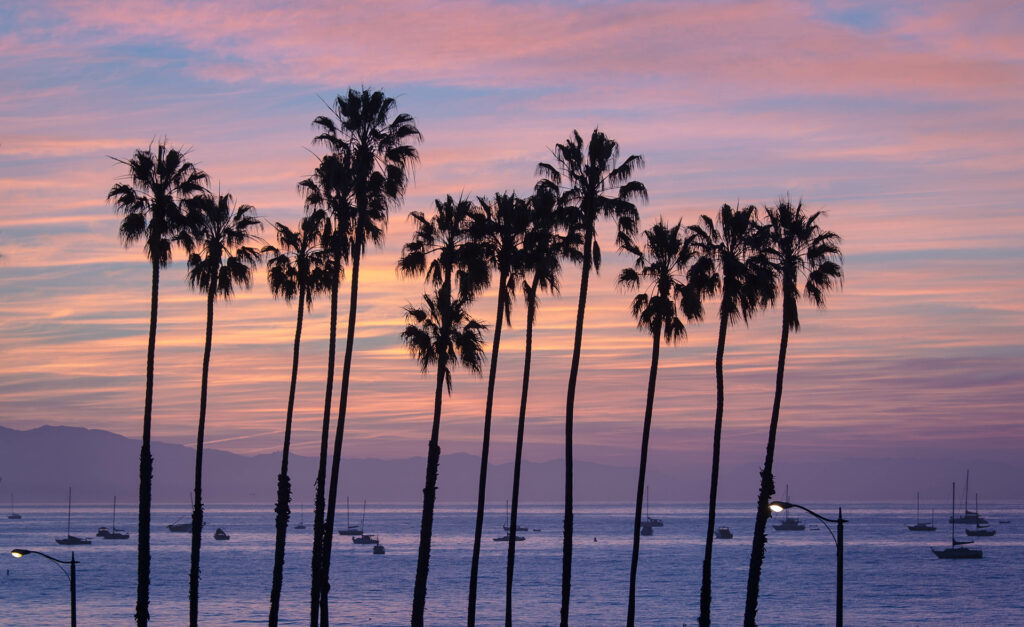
[
  {"left": 768, "top": 501, "right": 847, "bottom": 627},
  {"left": 10, "top": 548, "right": 79, "bottom": 627}
]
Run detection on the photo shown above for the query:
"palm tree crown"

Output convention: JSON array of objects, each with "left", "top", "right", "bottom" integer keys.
[
  {"left": 763, "top": 199, "right": 843, "bottom": 329},
  {"left": 398, "top": 195, "right": 490, "bottom": 299},
  {"left": 186, "top": 193, "right": 263, "bottom": 296},
  {"left": 264, "top": 215, "right": 332, "bottom": 308},
  {"left": 473, "top": 192, "right": 532, "bottom": 315},
  {"left": 401, "top": 291, "right": 487, "bottom": 392},
  {"left": 109, "top": 141, "right": 208, "bottom": 265},
  {"left": 619, "top": 219, "right": 712, "bottom": 341},
  {"left": 537, "top": 128, "right": 647, "bottom": 267}
]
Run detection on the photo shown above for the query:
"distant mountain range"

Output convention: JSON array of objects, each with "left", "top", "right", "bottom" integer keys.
[{"left": 1, "top": 424, "right": 1021, "bottom": 504}]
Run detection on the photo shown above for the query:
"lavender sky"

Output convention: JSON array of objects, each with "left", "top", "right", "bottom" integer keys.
[{"left": 1, "top": 1, "right": 1022, "bottom": 487}]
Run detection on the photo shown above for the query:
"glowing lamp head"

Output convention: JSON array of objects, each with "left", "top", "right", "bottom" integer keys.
[
  {"left": 769, "top": 502, "right": 787, "bottom": 513},
  {"left": 11, "top": 549, "right": 27, "bottom": 558}
]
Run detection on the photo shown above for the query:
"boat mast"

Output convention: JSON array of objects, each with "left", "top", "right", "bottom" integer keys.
[
  {"left": 361, "top": 499, "right": 366, "bottom": 528},
  {"left": 67, "top": 487, "right": 72, "bottom": 536},
  {"left": 916, "top": 491, "right": 921, "bottom": 525},
  {"left": 950, "top": 482, "right": 955, "bottom": 546}
]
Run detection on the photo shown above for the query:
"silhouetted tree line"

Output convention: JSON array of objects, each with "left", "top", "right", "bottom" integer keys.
[{"left": 110, "top": 88, "right": 842, "bottom": 626}]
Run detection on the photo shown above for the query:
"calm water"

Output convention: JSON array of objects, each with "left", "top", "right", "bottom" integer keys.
[{"left": 1, "top": 502, "right": 1021, "bottom": 625}]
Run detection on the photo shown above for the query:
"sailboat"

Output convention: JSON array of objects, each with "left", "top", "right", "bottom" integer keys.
[
  {"left": 8, "top": 494, "right": 21, "bottom": 520},
  {"left": 645, "top": 485, "right": 663, "bottom": 527},
  {"left": 294, "top": 502, "right": 306, "bottom": 530},
  {"left": 949, "top": 471, "right": 987, "bottom": 525},
  {"left": 168, "top": 493, "right": 202, "bottom": 532},
  {"left": 97, "top": 496, "right": 129, "bottom": 539},
  {"left": 964, "top": 495, "right": 995, "bottom": 537},
  {"left": 503, "top": 500, "right": 527, "bottom": 532},
  {"left": 933, "top": 482, "right": 982, "bottom": 559},
  {"left": 337, "top": 497, "right": 363, "bottom": 536},
  {"left": 55, "top": 487, "right": 91, "bottom": 545},
  {"left": 772, "top": 485, "right": 805, "bottom": 531},
  {"left": 907, "top": 492, "right": 936, "bottom": 531}
]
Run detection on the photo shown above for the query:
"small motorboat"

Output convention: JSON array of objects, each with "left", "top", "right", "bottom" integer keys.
[
  {"left": 493, "top": 534, "right": 524, "bottom": 542},
  {"left": 352, "top": 534, "right": 379, "bottom": 545},
  {"left": 532, "top": 528, "right": 542, "bottom": 532},
  {"left": 640, "top": 522, "right": 654, "bottom": 537},
  {"left": 168, "top": 521, "right": 192, "bottom": 532},
  {"left": 373, "top": 544, "right": 386, "bottom": 555},
  {"left": 213, "top": 528, "right": 230, "bottom": 540},
  {"left": 715, "top": 526, "right": 733, "bottom": 539}
]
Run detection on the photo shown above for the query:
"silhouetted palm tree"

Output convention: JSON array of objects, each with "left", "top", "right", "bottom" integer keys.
[
  {"left": 537, "top": 129, "right": 646, "bottom": 625},
  {"left": 689, "top": 204, "right": 772, "bottom": 627},
  {"left": 108, "top": 141, "right": 207, "bottom": 627},
  {"left": 297, "top": 152, "right": 353, "bottom": 626},
  {"left": 312, "top": 89, "right": 421, "bottom": 624},
  {"left": 618, "top": 219, "right": 710, "bottom": 626},
  {"left": 744, "top": 199, "right": 842, "bottom": 626},
  {"left": 505, "top": 188, "right": 572, "bottom": 627},
  {"left": 466, "top": 192, "right": 530, "bottom": 625},
  {"left": 184, "top": 193, "right": 262, "bottom": 627},
  {"left": 399, "top": 195, "right": 489, "bottom": 626},
  {"left": 264, "top": 215, "right": 331, "bottom": 627}
]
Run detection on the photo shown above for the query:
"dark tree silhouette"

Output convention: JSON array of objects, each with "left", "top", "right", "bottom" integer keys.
[
  {"left": 264, "top": 215, "right": 331, "bottom": 627},
  {"left": 744, "top": 199, "right": 842, "bottom": 626},
  {"left": 466, "top": 192, "right": 530, "bottom": 626},
  {"left": 298, "top": 152, "right": 353, "bottom": 626},
  {"left": 108, "top": 141, "right": 207, "bottom": 627},
  {"left": 618, "top": 220, "right": 710, "bottom": 626},
  {"left": 184, "top": 193, "right": 262, "bottom": 627},
  {"left": 398, "top": 195, "right": 489, "bottom": 626},
  {"left": 689, "top": 204, "right": 772, "bottom": 627},
  {"left": 312, "top": 89, "right": 421, "bottom": 624},
  {"left": 505, "top": 188, "right": 572, "bottom": 627},
  {"left": 536, "top": 129, "right": 646, "bottom": 626}
]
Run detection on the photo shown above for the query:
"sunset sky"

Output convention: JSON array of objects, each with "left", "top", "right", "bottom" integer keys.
[{"left": 2, "top": 1, "right": 1022, "bottom": 492}]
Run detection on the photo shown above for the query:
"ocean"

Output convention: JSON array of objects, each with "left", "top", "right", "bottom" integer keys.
[{"left": 1, "top": 502, "right": 1021, "bottom": 625}]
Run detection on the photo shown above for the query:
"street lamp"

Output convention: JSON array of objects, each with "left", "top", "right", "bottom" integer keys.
[
  {"left": 768, "top": 501, "right": 847, "bottom": 627},
  {"left": 11, "top": 548, "right": 78, "bottom": 627}
]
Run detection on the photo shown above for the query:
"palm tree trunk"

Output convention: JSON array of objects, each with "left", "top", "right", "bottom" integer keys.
[
  {"left": 136, "top": 258, "right": 160, "bottom": 627},
  {"left": 627, "top": 322, "right": 661, "bottom": 626},
  {"left": 269, "top": 286, "right": 307, "bottom": 627},
  {"left": 411, "top": 351, "right": 449, "bottom": 627},
  {"left": 189, "top": 281, "right": 217, "bottom": 627},
  {"left": 561, "top": 229, "right": 593, "bottom": 627},
  {"left": 505, "top": 284, "right": 537, "bottom": 627},
  {"left": 322, "top": 238, "right": 364, "bottom": 625},
  {"left": 743, "top": 313, "right": 791, "bottom": 626},
  {"left": 468, "top": 268, "right": 509, "bottom": 626},
  {"left": 310, "top": 251, "right": 341, "bottom": 627},
  {"left": 699, "top": 311, "right": 729, "bottom": 627}
]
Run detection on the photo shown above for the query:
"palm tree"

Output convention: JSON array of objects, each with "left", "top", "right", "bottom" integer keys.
[
  {"left": 398, "top": 195, "right": 489, "bottom": 626},
  {"left": 536, "top": 129, "right": 647, "bottom": 625},
  {"left": 743, "top": 199, "right": 842, "bottom": 626},
  {"left": 466, "top": 192, "right": 530, "bottom": 626},
  {"left": 297, "top": 152, "right": 353, "bottom": 626},
  {"left": 618, "top": 220, "right": 710, "bottom": 626},
  {"left": 108, "top": 141, "right": 207, "bottom": 627},
  {"left": 264, "top": 215, "right": 331, "bottom": 627},
  {"left": 184, "top": 193, "right": 262, "bottom": 627},
  {"left": 689, "top": 204, "right": 772, "bottom": 627},
  {"left": 312, "top": 89, "right": 421, "bottom": 624},
  {"left": 505, "top": 188, "right": 572, "bottom": 626}
]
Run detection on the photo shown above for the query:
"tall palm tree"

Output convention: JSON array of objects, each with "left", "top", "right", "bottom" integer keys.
[
  {"left": 398, "top": 195, "right": 489, "bottom": 626},
  {"left": 264, "top": 215, "right": 331, "bottom": 627},
  {"left": 618, "top": 220, "right": 710, "bottom": 626},
  {"left": 298, "top": 152, "right": 353, "bottom": 626},
  {"left": 466, "top": 192, "right": 530, "bottom": 625},
  {"left": 505, "top": 188, "right": 573, "bottom": 626},
  {"left": 536, "top": 129, "right": 647, "bottom": 625},
  {"left": 312, "top": 89, "right": 421, "bottom": 624},
  {"left": 108, "top": 141, "right": 208, "bottom": 627},
  {"left": 184, "top": 193, "right": 262, "bottom": 627},
  {"left": 689, "top": 204, "right": 772, "bottom": 627},
  {"left": 744, "top": 199, "right": 842, "bottom": 626}
]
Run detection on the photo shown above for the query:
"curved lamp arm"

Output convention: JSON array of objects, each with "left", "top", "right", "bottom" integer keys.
[
  {"left": 769, "top": 501, "right": 847, "bottom": 546},
  {"left": 11, "top": 549, "right": 74, "bottom": 582}
]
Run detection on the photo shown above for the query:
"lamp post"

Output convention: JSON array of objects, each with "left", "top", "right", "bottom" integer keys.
[
  {"left": 11, "top": 548, "right": 78, "bottom": 626},
  {"left": 768, "top": 501, "right": 846, "bottom": 627}
]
